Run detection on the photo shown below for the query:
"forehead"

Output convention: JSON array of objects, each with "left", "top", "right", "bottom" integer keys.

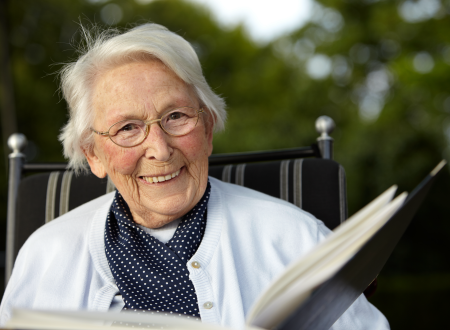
[{"left": 91, "top": 60, "right": 198, "bottom": 124}]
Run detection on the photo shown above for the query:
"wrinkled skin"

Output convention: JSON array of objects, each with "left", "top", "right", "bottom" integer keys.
[{"left": 84, "top": 60, "right": 213, "bottom": 228}]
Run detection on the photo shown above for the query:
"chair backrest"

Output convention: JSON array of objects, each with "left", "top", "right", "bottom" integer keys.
[{"left": 13, "top": 158, "right": 347, "bottom": 267}]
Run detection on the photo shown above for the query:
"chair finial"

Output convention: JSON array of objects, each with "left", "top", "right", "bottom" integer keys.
[
  {"left": 315, "top": 116, "right": 335, "bottom": 140},
  {"left": 8, "top": 133, "right": 27, "bottom": 156}
]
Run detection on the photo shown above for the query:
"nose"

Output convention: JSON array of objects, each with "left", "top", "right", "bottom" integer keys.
[{"left": 142, "top": 123, "right": 173, "bottom": 161}]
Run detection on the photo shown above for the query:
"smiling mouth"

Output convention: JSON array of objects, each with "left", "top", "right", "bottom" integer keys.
[{"left": 142, "top": 169, "right": 181, "bottom": 183}]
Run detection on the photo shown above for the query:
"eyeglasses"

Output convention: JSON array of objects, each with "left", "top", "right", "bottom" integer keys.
[{"left": 91, "top": 107, "right": 204, "bottom": 148}]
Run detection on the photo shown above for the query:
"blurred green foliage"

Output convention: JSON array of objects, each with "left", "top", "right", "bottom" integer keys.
[{"left": 1, "top": 0, "right": 450, "bottom": 328}]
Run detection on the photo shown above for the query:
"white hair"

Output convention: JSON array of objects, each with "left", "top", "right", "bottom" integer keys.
[{"left": 59, "top": 23, "right": 226, "bottom": 173}]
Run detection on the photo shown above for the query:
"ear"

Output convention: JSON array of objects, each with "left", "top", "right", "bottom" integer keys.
[
  {"left": 83, "top": 145, "right": 107, "bottom": 178},
  {"left": 203, "top": 110, "right": 214, "bottom": 156},
  {"left": 206, "top": 125, "right": 214, "bottom": 156}
]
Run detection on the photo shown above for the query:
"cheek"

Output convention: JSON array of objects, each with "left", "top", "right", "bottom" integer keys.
[
  {"left": 102, "top": 144, "right": 140, "bottom": 175},
  {"left": 179, "top": 134, "right": 210, "bottom": 163}
]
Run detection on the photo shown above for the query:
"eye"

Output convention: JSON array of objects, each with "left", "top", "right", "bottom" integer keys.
[
  {"left": 110, "top": 120, "right": 144, "bottom": 136},
  {"left": 119, "top": 123, "right": 139, "bottom": 132},
  {"left": 167, "top": 112, "right": 185, "bottom": 121}
]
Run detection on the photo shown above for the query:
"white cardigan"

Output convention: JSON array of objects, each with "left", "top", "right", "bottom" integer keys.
[{"left": 0, "top": 177, "right": 389, "bottom": 329}]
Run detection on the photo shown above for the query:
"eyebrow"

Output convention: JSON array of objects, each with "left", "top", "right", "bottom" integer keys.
[
  {"left": 104, "top": 95, "right": 199, "bottom": 123},
  {"left": 105, "top": 104, "right": 196, "bottom": 125}
]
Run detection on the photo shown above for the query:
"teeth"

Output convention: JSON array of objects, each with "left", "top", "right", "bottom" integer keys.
[{"left": 143, "top": 169, "right": 180, "bottom": 184}]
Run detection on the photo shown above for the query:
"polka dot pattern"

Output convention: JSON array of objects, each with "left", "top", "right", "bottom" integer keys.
[{"left": 105, "top": 181, "right": 211, "bottom": 317}]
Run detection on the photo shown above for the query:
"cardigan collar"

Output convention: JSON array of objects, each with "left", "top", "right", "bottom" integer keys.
[{"left": 87, "top": 178, "right": 225, "bottom": 312}]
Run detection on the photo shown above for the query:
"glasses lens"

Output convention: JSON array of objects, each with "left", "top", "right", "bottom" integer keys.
[
  {"left": 109, "top": 120, "right": 146, "bottom": 147},
  {"left": 161, "top": 107, "right": 199, "bottom": 136}
]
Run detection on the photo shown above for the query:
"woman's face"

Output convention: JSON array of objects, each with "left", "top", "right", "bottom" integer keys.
[{"left": 85, "top": 60, "right": 213, "bottom": 228}]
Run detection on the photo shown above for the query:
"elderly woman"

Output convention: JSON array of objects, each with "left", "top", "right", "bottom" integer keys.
[{"left": 0, "top": 24, "right": 388, "bottom": 329}]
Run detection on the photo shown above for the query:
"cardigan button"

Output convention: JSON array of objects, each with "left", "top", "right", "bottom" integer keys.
[
  {"left": 191, "top": 261, "right": 201, "bottom": 269},
  {"left": 203, "top": 301, "right": 213, "bottom": 309}
]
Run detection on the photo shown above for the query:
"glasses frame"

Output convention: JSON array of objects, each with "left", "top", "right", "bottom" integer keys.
[{"left": 91, "top": 107, "right": 205, "bottom": 148}]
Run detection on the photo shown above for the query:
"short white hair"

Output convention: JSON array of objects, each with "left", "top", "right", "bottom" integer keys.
[{"left": 59, "top": 23, "right": 226, "bottom": 173}]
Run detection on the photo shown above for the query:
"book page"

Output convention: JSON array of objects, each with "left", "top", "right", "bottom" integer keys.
[
  {"left": 6, "top": 309, "right": 264, "bottom": 330},
  {"left": 246, "top": 185, "right": 397, "bottom": 321},
  {"left": 246, "top": 188, "right": 406, "bottom": 329}
]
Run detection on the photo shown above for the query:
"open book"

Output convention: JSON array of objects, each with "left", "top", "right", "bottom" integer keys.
[{"left": 6, "top": 161, "right": 447, "bottom": 330}]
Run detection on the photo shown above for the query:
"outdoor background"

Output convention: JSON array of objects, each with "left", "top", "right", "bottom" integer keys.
[{"left": 1, "top": 0, "right": 450, "bottom": 328}]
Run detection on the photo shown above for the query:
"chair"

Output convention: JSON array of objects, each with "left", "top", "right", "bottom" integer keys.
[{"left": 5, "top": 116, "right": 346, "bottom": 286}]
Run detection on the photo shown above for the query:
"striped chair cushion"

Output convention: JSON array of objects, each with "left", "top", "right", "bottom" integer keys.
[
  {"left": 14, "top": 158, "right": 346, "bottom": 263},
  {"left": 208, "top": 159, "right": 347, "bottom": 228}
]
